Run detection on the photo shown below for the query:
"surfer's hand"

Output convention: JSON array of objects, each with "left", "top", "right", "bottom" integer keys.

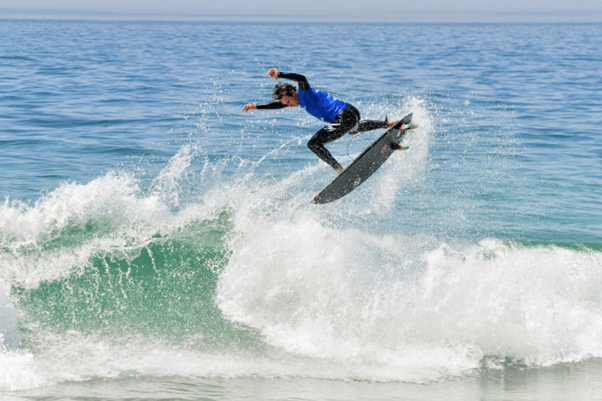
[
  {"left": 242, "top": 103, "right": 257, "bottom": 112},
  {"left": 268, "top": 68, "right": 279, "bottom": 78}
]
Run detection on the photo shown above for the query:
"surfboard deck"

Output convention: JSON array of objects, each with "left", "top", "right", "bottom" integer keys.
[{"left": 311, "top": 113, "right": 414, "bottom": 204}]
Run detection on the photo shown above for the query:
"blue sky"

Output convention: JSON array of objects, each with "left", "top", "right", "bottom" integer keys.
[{"left": 1, "top": 0, "right": 601, "bottom": 22}]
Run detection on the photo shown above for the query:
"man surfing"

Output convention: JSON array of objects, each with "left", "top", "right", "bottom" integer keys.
[{"left": 242, "top": 68, "right": 404, "bottom": 174}]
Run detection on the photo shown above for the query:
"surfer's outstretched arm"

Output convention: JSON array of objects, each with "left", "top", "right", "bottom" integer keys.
[
  {"left": 243, "top": 68, "right": 306, "bottom": 112},
  {"left": 268, "top": 68, "right": 310, "bottom": 91},
  {"left": 242, "top": 102, "right": 287, "bottom": 112}
]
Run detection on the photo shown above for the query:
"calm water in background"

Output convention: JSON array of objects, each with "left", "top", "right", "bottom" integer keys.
[{"left": 1, "top": 20, "right": 602, "bottom": 400}]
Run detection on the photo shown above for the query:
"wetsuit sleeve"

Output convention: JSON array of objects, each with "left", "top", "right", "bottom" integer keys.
[
  {"left": 278, "top": 72, "right": 311, "bottom": 91},
  {"left": 256, "top": 101, "right": 288, "bottom": 110}
]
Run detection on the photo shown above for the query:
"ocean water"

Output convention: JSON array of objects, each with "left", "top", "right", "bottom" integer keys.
[{"left": 1, "top": 19, "right": 602, "bottom": 400}]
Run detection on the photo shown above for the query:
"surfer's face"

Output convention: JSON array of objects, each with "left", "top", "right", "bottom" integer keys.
[{"left": 279, "top": 90, "right": 299, "bottom": 107}]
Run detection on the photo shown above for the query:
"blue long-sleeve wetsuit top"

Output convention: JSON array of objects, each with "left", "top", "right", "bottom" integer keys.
[{"left": 257, "top": 73, "right": 347, "bottom": 123}]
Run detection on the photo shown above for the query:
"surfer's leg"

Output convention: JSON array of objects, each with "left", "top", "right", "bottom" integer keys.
[
  {"left": 307, "top": 106, "right": 360, "bottom": 172},
  {"left": 307, "top": 127, "right": 346, "bottom": 172},
  {"left": 352, "top": 118, "right": 417, "bottom": 133},
  {"left": 353, "top": 119, "right": 389, "bottom": 133},
  {"left": 346, "top": 106, "right": 388, "bottom": 135}
]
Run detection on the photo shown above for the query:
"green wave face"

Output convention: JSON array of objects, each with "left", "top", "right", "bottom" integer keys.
[{"left": 12, "top": 211, "right": 257, "bottom": 351}]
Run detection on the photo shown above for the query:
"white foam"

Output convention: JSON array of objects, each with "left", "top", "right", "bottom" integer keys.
[
  {"left": 0, "top": 349, "right": 41, "bottom": 391},
  {"left": 0, "top": 328, "right": 476, "bottom": 391},
  {"left": 218, "top": 217, "right": 602, "bottom": 380},
  {"left": 418, "top": 239, "right": 602, "bottom": 366}
]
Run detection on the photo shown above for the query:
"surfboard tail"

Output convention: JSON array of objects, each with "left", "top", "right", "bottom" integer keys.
[{"left": 390, "top": 113, "right": 413, "bottom": 130}]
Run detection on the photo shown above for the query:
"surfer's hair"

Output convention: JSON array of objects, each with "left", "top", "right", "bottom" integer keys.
[{"left": 272, "top": 83, "right": 296, "bottom": 101}]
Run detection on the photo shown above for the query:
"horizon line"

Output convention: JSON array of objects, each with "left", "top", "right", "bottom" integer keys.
[{"left": 1, "top": 8, "right": 602, "bottom": 23}]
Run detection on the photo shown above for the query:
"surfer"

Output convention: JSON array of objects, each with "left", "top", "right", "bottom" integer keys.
[{"left": 242, "top": 68, "right": 401, "bottom": 174}]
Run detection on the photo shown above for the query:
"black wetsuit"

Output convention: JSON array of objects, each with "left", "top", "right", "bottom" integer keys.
[{"left": 256, "top": 73, "right": 388, "bottom": 172}]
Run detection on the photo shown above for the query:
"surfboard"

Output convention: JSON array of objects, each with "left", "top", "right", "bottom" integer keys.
[{"left": 311, "top": 113, "right": 415, "bottom": 204}]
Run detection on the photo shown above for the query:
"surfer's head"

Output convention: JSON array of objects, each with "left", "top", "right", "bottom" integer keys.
[{"left": 272, "top": 83, "right": 298, "bottom": 106}]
